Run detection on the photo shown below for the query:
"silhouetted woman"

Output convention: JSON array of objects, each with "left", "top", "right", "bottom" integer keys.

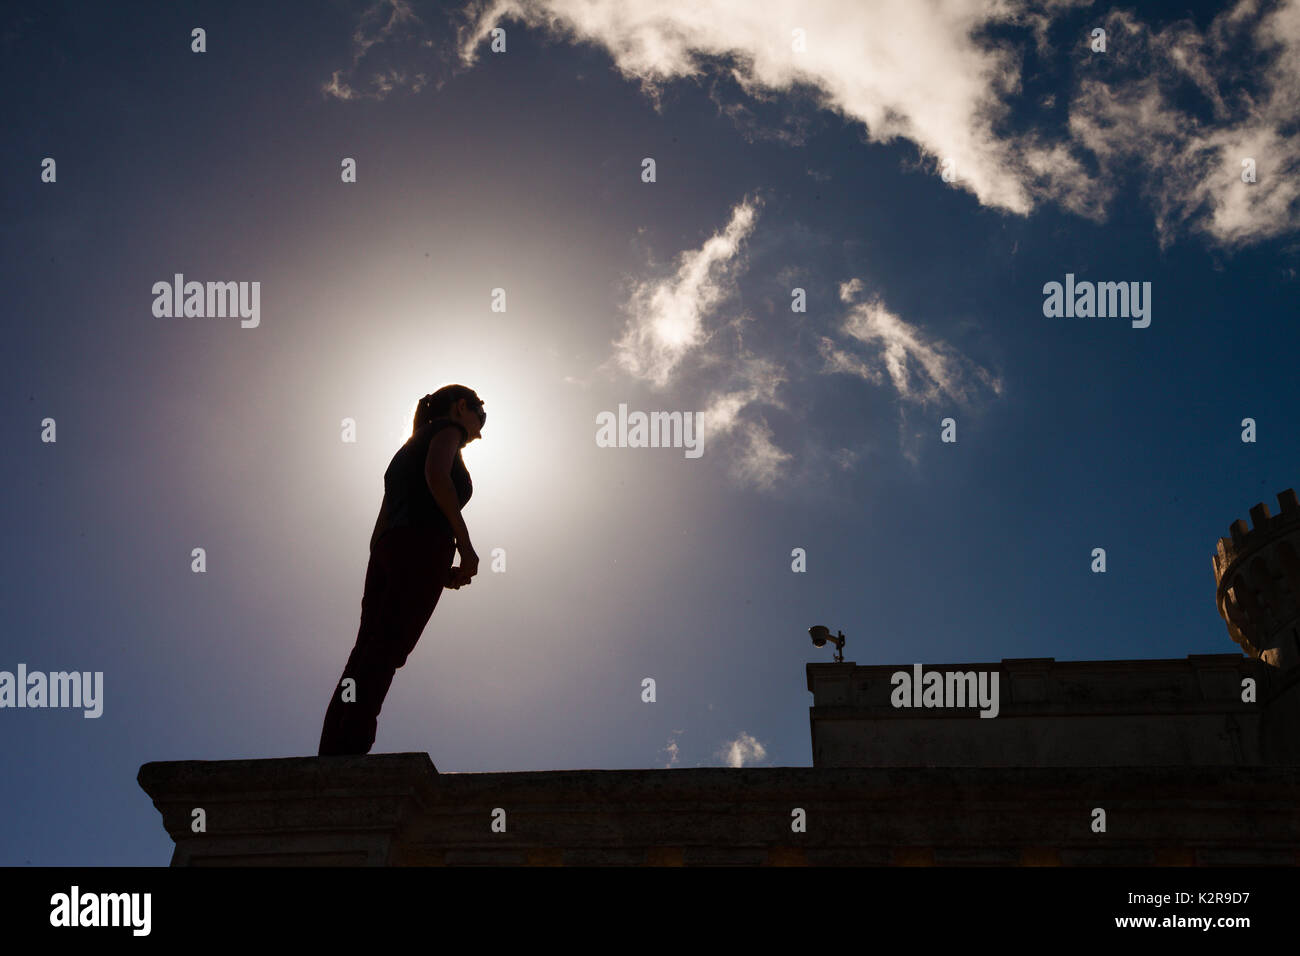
[{"left": 318, "top": 384, "right": 485, "bottom": 755}]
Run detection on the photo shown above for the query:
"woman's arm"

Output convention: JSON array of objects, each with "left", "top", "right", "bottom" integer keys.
[
  {"left": 425, "top": 427, "right": 474, "bottom": 553},
  {"left": 369, "top": 492, "right": 389, "bottom": 552}
]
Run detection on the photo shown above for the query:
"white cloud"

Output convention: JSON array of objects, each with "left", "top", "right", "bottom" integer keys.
[
  {"left": 454, "top": 0, "right": 1300, "bottom": 246},
  {"left": 1069, "top": 1, "right": 1300, "bottom": 247},
  {"left": 821, "top": 288, "right": 1004, "bottom": 408},
  {"left": 455, "top": 0, "right": 1098, "bottom": 216},
  {"left": 838, "top": 278, "right": 864, "bottom": 303},
  {"left": 718, "top": 731, "right": 767, "bottom": 767},
  {"left": 605, "top": 198, "right": 998, "bottom": 484},
  {"left": 604, "top": 196, "right": 804, "bottom": 488},
  {"left": 612, "top": 197, "right": 761, "bottom": 387},
  {"left": 698, "top": 356, "right": 792, "bottom": 489},
  {"left": 331, "top": 0, "right": 1300, "bottom": 243}
]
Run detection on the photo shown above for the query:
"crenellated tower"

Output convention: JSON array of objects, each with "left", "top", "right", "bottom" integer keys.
[{"left": 1213, "top": 488, "right": 1300, "bottom": 672}]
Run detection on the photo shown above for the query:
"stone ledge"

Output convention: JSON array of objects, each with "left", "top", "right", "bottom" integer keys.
[{"left": 137, "top": 757, "right": 1300, "bottom": 866}]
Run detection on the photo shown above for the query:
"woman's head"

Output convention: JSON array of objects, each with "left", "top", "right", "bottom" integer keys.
[{"left": 412, "top": 384, "right": 486, "bottom": 444}]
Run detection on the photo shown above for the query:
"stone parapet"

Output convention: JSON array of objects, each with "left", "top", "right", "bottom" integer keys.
[
  {"left": 137, "top": 756, "right": 1300, "bottom": 866},
  {"left": 807, "top": 655, "right": 1297, "bottom": 766}
]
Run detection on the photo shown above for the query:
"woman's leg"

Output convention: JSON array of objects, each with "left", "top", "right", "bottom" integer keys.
[{"left": 318, "top": 527, "right": 456, "bottom": 755}]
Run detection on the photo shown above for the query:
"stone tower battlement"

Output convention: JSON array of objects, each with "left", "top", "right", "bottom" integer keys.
[{"left": 1213, "top": 488, "right": 1300, "bottom": 670}]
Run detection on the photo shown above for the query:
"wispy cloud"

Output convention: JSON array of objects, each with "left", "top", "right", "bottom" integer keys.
[
  {"left": 603, "top": 199, "right": 999, "bottom": 484},
  {"left": 322, "top": 0, "right": 437, "bottom": 101},
  {"left": 455, "top": 0, "right": 1090, "bottom": 215},
  {"left": 822, "top": 280, "right": 1004, "bottom": 408},
  {"left": 453, "top": 0, "right": 1300, "bottom": 247},
  {"left": 595, "top": 195, "right": 998, "bottom": 486},
  {"left": 817, "top": 282, "right": 1002, "bottom": 466},
  {"left": 602, "top": 195, "right": 801, "bottom": 489},
  {"left": 611, "top": 198, "right": 761, "bottom": 388},
  {"left": 1069, "top": 1, "right": 1300, "bottom": 248},
  {"left": 717, "top": 731, "right": 767, "bottom": 767},
  {"left": 697, "top": 357, "right": 792, "bottom": 489}
]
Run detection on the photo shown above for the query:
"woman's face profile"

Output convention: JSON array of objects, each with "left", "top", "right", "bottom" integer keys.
[{"left": 452, "top": 397, "right": 486, "bottom": 443}]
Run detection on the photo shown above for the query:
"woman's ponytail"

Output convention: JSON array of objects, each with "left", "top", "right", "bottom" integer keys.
[{"left": 411, "top": 384, "right": 480, "bottom": 435}]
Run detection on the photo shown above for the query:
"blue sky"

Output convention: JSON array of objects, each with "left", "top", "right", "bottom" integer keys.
[{"left": 2, "top": 0, "right": 1298, "bottom": 865}]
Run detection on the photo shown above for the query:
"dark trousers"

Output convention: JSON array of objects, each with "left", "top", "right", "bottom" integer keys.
[{"left": 318, "top": 525, "right": 457, "bottom": 755}]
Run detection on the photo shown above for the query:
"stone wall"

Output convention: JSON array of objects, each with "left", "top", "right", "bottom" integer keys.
[
  {"left": 807, "top": 654, "right": 1300, "bottom": 767},
  {"left": 137, "top": 754, "right": 1300, "bottom": 866}
]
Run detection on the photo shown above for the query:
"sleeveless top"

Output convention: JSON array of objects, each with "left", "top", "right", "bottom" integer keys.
[{"left": 377, "top": 417, "right": 472, "bottom": 544}]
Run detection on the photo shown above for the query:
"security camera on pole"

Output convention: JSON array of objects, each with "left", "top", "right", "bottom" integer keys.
[{"left": 808, "top": 625, "right": 846, "bottom": 663}]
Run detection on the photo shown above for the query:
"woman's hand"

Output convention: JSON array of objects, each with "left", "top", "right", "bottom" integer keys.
[{"left": 446, "top": 547, "right": 479, "bottom": 589}]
